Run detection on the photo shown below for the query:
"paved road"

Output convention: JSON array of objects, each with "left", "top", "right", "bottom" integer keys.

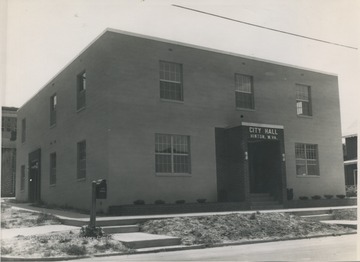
[{"left": 73, "top": 234, "right": 358, "bottom": 261}]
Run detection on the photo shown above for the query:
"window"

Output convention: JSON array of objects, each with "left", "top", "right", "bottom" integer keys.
[
  {"left": 50, "top": 153, "right": 56, "bottom": 185},
  {"left": 296, "top": 84, "right": 312, "bottom": 116},
  {"left": 235, "top": 74, "right": 254, "bottom": 109},
  {"left": 295, "top": 143, "right": 319, "bottom": 176},
  {"left": 155, "top": 134, "right": 191, "bottom": 174},
  {"left": 77, "top": 71, "right": 86, "bottom": 110},
  {"left": 1, "top": 117, "right": 4, "bottom": 131},
  {"left": 77, "top": 140, "right": 86, "bottom": 179},
  {"left": 50, "top": 94, "right": 57, "bottom": 126},
  {"left": 20, "top": 165, "right": 25, "bottom": 190},
  {"left": 159, "top": 61, "right": 183, "bottom": 101},
  {"left": 21, "top": 118, "right": 26, "bottom": 143}
]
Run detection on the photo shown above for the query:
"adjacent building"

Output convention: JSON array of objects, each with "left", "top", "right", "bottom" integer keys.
[
  {"left": 2, "top": 106, "right": 18, "bottom": 197},
  {"left": 343, "top": 134, "right": 357, "bottom": 187},
  {"left": 16, "top": 29, "right": 345, "bottom": 212}
]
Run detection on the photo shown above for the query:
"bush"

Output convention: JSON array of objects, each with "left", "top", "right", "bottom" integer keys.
[
  {"left": 79, "top": 226, "right": 104, "bottom": 238},
  {"left": 154, "top": 200, "right": 165, "bottom": 205},
  {"left": 1, "top": 246, "right": 12, "bottom": 255},
  {"left": 346, "top": 185, "right": 357, "bottom": 197},
  {"left": 62, "top": 244, "right": 87, "bottom": 256},
  {"left": 175, "top": 200, "right": 186, "bottom": 204},
  {"left": 299, "top": 196, "right": 309, "bottom": 200},
  {"left": 324, "top": 194, "right": 333, "bottom": 199},
  {"left": 133, "top": 200, "right": 145, "bottom": 205},
  {"left": 311, "top": 195, "right": 321, "bottom": 200},
  {"left": 197, "top": 199, "right": 207, "bottom": 203},
  {"left": 336, "top": 194, "right": 346, "bottom": 199},
  {"left": 36, "top": 213, "right": 61, "bottom": 225}
]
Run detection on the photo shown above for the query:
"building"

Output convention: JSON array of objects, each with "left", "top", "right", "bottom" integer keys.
[
  {"left": 343, "top": 134, "right": 357, "bottom": 187},
  {"left": 2, "top": 106, "right": 18, "bottom": 197},
  {"left": 16, "top": 29, "right": 345, "bottom": 212}
]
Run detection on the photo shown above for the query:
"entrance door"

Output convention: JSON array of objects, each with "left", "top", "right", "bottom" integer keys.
[
  {"left": 248, "top": 140, "right": 282, "bottom": 197},
  {"left": 28, "top": 149, "right": 41, "bottom": 202}
]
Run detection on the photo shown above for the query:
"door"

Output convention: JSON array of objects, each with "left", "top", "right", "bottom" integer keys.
[
  {"left": 28, "top": 149, "right": 41, "bottom": 202},
  {"left": 248, "top": 140, "right": 282, "bottom": 196}
]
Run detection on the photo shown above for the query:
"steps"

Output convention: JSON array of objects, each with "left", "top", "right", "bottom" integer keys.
[
  {"left": 291, "top": 209, "right": 335, "bottom": 221},
  {"left": 112, "top": 232, "right": 181, "bottom": 249},
  {"left": 102, "top": 225, "right": 139, "bottom": 234},
  {"left": 250, "top": 193, "right": 283, "bottom": 210}
]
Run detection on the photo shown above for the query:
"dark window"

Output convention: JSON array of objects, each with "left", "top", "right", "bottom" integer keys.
[
  {"left": 296, "top": 84, "right": 312, "bottom": 116},
  {"left": 50, "top": 94, "right": 57, "bottom": 126},
  {"left": 20, "top": 165, "right": 25, "bottom": 190},
  {"left": 235, "top": 74, "right": 254, "bottom": 109},
  {"left": 159, "top": 61, "right": 183, "bottom": 101},
  {"left": 155, "top": 134, "right": 191, "bottom": 174},
  {"left": 295, "top": 143, "right": 319, "bottom": 176},
  {"left": 77, "top": 71, "right": 86, "bottom": 110},
  {"left": 50, "top": 153, "right": 56, "bottom": 185},
  {"left": 77, "top": 140, "right": 86, "bottom": 179},
  {"left": 21, "top": 118, "right": 26, "bottom": 143}
]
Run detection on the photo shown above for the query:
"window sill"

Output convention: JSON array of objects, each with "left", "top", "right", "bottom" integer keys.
[
  {"left": 296, "top": 175, "right": 320, "bottom": 178},
  {"left": 297, "top": 114, "right": 313, "bottom": 119},
  {"left": 50, "top": 183, "right": 56, "bottom": 187},
  {"left": 156, "top": 173, "right": 191, "bottom": 177},
  {"left": 236, "top": 107, "right": 255, "bottom": 112},
  {"left": 50, "top": 124, "right": 56, "bottom": 129},
  {"left": 77, "top": 107, "right": 86, "bottom": 113},
  {"left": 160, "top": 98, "right": 184, "bottom": 104},
  {"left": 77, "top": 178, "right": 86, "bottom": 182}
]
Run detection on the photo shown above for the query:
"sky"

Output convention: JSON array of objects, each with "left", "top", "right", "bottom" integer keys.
[{"left": 2, "top": 0, "right": 360, "bottom": 134}]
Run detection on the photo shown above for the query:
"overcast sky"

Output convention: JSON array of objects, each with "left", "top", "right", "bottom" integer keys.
[{"left": 3, "top": 0, "right": 360, "bottom": 134}]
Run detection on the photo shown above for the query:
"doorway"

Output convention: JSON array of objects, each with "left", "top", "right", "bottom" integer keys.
[
  {"left": 248, "top": 140, "right": 282, "bottom": 197},
  {"left": 28, "top": 149, "right": 41, "bottom": 202}
]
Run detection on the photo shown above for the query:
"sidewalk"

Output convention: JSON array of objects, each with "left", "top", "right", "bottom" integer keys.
[{"left": 1, "top": 225, "right": 79, "bottom": 239}]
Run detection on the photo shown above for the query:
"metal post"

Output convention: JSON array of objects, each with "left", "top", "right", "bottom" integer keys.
[{"left": 89, "top": 181, "right": 96, "bottom": 228}]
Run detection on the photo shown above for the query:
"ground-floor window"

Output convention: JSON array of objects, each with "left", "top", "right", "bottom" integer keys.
[
  {"left": 155, "top": 134, "right": 191, "bottom": 174},
  {"left": 295, "top": 143, "right": 319, "bottom": 176}
]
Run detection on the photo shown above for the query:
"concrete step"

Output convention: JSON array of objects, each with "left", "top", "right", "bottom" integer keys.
[
  {"left": 112, "top": 232, "right": 181, "bottom": 249},
  {"left": 250, "top": 205, "right": 283, "bottom": 210},
  {"left": 301, "top": 214, "right": 334, "bottom": 221},
  {"left": 292, "top": 210, "right": 331, "bottom": 216},
  {"left": 102, "top": 225, "right": 139, "bottom": 234}
]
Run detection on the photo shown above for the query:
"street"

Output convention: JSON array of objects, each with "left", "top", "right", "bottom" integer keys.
[{"left": 72, "top": 234, "right": 359, "bottom": 261}]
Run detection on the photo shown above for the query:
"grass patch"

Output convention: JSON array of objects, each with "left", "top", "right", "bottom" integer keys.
[
  {"left": 1, "top": 230, "right": 128, "bottom": 258},
  {"left": 141, "top": 212, "right": 355, "bottom": 245},
  {"left": 332, "top": 208, "right": 357, "bottom": 220}
]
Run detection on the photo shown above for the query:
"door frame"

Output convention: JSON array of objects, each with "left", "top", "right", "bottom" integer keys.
[{"left": 28, "top": 149, "right": 41, "bottom": 203}]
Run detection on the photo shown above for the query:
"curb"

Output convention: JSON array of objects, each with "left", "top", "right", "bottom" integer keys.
[{"left": 1, "top": 231, "right": 356, "bottom": 261}]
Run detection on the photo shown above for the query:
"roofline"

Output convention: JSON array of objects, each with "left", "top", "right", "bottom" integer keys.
[{"left": 19, "top": 27, "right": 338, "bottom": 110}]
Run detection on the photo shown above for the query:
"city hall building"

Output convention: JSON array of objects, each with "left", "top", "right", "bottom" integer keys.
[{"left": 16, "top": 29, "right": 345, "bottom": 212}]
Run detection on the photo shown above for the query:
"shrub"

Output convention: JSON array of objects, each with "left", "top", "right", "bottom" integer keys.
[
  {"left": 36, "top": 213, "right": 61, "bottom": 225},
  {"left": 197, "top": 199, "right": 207, "bottom": 203},
  {"left": 1, "top": 246, "right": 12, "bottom": 255},
  {"left": 79, "top": 226, "right": 104, "bottom": 238},
  {"left": 346, "top": 185, "right": 357, "bottom": 197},
  {"left": 299, "top": 196, "right": 309, "bottom": 200},
  {"left": 175, "top": 200, "right": 186, "bottom": 204},
  {"left": 133, "top": 200, "right": 145, "bottom": 205},
  {"left": 62, "top": 244, "right": 87, "bottom": 256},
  {"left": 154, "top": 200, "right": 165, "bottom": 205},
  {"left": 311, "top": 195, "right": 321, "bottom": 200},
  {"left": 324, "top": 195, "right": 333, "bottom": 199},
  {"left": 336, "top": 194, "right": 346, "bottom": 199}
]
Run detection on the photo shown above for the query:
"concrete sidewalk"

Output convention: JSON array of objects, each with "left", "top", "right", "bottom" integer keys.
[{"left": 1, "top": 225, "right": 79, "bottom": 239}]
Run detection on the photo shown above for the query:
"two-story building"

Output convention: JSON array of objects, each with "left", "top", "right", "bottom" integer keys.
[{"left": 16, "top": 29, "right": 345, "bottom": 212}]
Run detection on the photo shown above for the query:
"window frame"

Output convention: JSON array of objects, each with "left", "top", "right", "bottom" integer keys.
[
  {"left": 159, "top": 61, "right": 184, "bottom": 102},
  {"left": 235, "top": 73, "right": 255, "bottom": 110},
  {"left": 50, "top": 94, "right": 57, "bottom": 127},
  {"left": 155, "top": 133, "right": 191, "bottom": 175},
  {"left": 295, "top": 143, "right": 319, "bottom": 177},
  {"left": 77, "top": 140, "right": 86, "bottom": 180},
  {"left": 77, "top": 71, "right": 86, "bottom": 111},
  {"left": 49, "top": 152, "right": 56, "bottom": 186},
  {"left": 295, "top": 84, "right": 312, "bottom": 117}
]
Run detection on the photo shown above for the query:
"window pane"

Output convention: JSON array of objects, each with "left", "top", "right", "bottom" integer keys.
[
  {"left": 159, "top": 61, "right": 183, "bottom": 101},
  {"left": 296, "top": 164, "right": 307, "bottom": 176},
  {"left": 173, "top": 135, "right": 189, "bottom": 154},
  {"left": 155, "top": 155, "right": 172, "bottom": 173},
  {"left": 307, "top": 164, "right": 319, "bottom": 176},
  {"left": 173, "top": 155, "right": 190, "bottom": 173},
  {"left": 235, "top": 74, "right": 252, "bottom": 93},
  {"left": 295, "top": 144, "right": 305, "bottom": 158},
  {"left": 236, "top": 92, "right": 253, "bottom": 109},
  {"left": 155, "top": 134, "right": 172, "bottom": 153},
  {"left": 160, "top": 82, "right": 183, "bottom": 101}
]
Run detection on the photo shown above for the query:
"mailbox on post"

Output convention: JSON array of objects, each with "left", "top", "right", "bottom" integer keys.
[{"left": 95, "top": 179, "right": 107, "bottom": 199}]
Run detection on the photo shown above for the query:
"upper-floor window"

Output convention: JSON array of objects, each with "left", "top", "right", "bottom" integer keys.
[
  {"left": 296, "top": 84, "right": 312, "bottom": 116},
  {"left": 295, "top": 143, "right": 319, "bottom": 176},
  {"left": 50, "top": 152, "right": 56, "bottom": 185},
  {"left": 235, "top": 74, "right": 254, "bottom": 109},
  {"left": 77, "top": 71, "right": 86, "bottom": 110},
  {"left": 159, "top": 61, "right": 183, "bottom": 101},
  {"left": 50, "top": 94, "right": 57, "bottom": 126},
  {"left": 20, "top": 165, "right": 25, "bottom": 190},
  {"left": 21, "top": 118, "right": 26, "bottom": 143},
  {"left": 155, "top": 134, "right": 191, "bottom": 174},
  {"left": 77, "top": 140, "right": 86, "bottom": 179}
]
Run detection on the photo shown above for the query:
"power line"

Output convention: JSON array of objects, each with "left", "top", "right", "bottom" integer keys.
[{"left": 172, "top": 4, "right": 358, "bottom": 50}]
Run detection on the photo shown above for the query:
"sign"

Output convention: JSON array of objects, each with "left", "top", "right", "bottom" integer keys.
[
  {"left": 95, "top": 179, "right": 107, "bottom": 199},
  {"left": 248, "top": 126, "right": 280, "bottom": 140}
]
